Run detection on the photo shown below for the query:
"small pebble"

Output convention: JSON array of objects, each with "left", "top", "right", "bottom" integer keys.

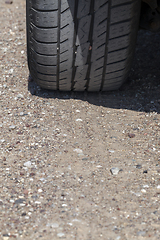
[
  {"left": 9, "top": 125, "right": 16, "bottom": 129},
  {"left": 73, "top": 148, "right": 83, "bottom": 154},
  {"left": 109, "top": 150, "right": 115, "bottom": 153},
  {"left": 46, "top": 222, "right": 59, "bottom": 228},
  {"left": 128, "top": 133, "right": 135, "bottom": 138},
  {"left": 8, "top": 68, "right": 13, "bottom": 74},
  {"left": 17, "top": 93, "right": 24, "bottom": 99},
  {"left": 68, "top": 165, "right": 71, "bottom": 170},
  {"left": 5, "top": 0, "right": 13, "bottom": 4},
  {"left": 110, "top": 167, "right": 120, "bottom": 175},
  {"left": 96, "top": 165, "right": 102, "bottom": 168},
  {"left": 116, "top": 237, "right": 121, "bottom": 240},
  {"left": 23, "top": 189, "right": 28, "bottom": 195},
  {"left": 21, "top": 212, "right": 26, "bottom": 216},
  {"left": 78, "top": 153, "right": 84, "bottom": 157},
  {"left": 29, "top": 173, "right": 35, "bottom": 177},
  {"left": 141, "top": 189, "right": 146, "bottom": 193},
  {"left": 57, "top": 233, "right": 65, "bottom": 238},
  {"left": 51, "top": 223, "right": 59, "bottom": 228},
  {"left": 14, "top": 199, "right": 25, "bottom": 204},
  {"left": 20, "top": 203, "right": 25, "bottom": 207},
  {"left": 136, "top": 164, "right": 142, "bottom": 169},
  {"left": 2, "top": 237, "right": 9, "bottom": 240},
  {"left": 38, "top": 189, "right": 43, "bottom": 193},
  {"left": 68, "top": 223, "right": 73, "bottom": 226},
  {"left": 24, "top": 161, "right": 32, "bottom": 168},
  {"left": 20, "top": 171, "right": 25, "bottom": 176},
  {"left": 72, "top": 219, "right": 81, "bottom": 222},
  {"left": 76, "top": 119, "right": 82, "bottom": 122},
  {"left": 137, "top": 231, "right": 146, "bottom": 236}
]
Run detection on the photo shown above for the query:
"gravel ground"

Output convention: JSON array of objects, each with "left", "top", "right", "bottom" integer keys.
[{"left": 0, "top": 0, "right": 160, "bottom": 239}]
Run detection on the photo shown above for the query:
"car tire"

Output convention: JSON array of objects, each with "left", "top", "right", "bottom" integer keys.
[{"left": 26, "top": 0, "right": 141, "bottom": 91}]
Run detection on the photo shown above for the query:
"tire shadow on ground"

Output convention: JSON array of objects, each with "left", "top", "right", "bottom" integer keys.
[{"left": 28, "top": 30, "right": 160, "bottom": 114}]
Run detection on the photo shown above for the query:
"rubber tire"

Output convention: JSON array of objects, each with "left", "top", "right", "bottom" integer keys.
[{"left": 26, "top": 0, "right": 141, "bottom": 91}]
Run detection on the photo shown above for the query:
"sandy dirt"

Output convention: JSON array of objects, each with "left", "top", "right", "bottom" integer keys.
[{"left": 0, "top": 0, "right": 160, "bottom": 239}]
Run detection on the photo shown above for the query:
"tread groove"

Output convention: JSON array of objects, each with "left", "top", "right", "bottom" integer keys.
[
  {"left": 101, "top": 0, "right": 112, "bottom": 91},
  {"left": 111, "top": 1, "right": 133, "bottom": 9},
  {"left": 31, "top": 37, "right": 57, "bottom": 45},
  {"left": 31, "top": 7, "right": 58, "bottom": 12},
  {"left": 57, "top": 0, "right": 61, "bottom": 90},
  {"left": 31, "top": 47, "right": 57, "bottom": 57},
  {"left": 31, "top": 22, "right": 58, "bottom": 30},
  {"left": 71, "top": 0, "right": 79, "bottom": 90},
  {"left": 110, "top": 18, "right": 132, "bottom": 26},
  {"left": 86, "top": 0, "right": 95, "bottom": 91},
  {"left": 108, "top": 46, "right": 129, "bottom": 54}
]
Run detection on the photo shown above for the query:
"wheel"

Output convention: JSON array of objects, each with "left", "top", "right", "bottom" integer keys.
[{"left": 26, "top": 0, "right": 141, "bottom": 91}]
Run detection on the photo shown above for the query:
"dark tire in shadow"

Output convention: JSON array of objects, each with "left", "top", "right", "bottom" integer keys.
[{"left": 26, "top": 0, "right": 141, "bottom": 91}]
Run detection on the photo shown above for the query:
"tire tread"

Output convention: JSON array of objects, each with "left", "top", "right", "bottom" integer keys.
[{"left": 27, "top": 0, "right": 140, "bottom": 91}]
